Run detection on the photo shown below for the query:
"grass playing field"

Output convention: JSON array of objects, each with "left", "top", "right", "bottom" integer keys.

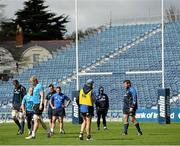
[{"left": 0, "top": 122, "right": 179, "bottom": 145}]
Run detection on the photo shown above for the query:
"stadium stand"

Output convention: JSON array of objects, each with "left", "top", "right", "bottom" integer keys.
[{"left": 0, "top": 22, "right": 179, "bottom": 117}]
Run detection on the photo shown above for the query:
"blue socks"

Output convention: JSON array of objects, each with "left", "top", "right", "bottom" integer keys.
[
  {"left": 124, "top": 123, "right": 129, "bottom": 134},
  {"left": 20, "top": 121, "right": 25, "bottom": 133}
]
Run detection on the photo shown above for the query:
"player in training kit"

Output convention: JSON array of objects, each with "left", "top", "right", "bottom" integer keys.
[
  {"left": 44, "top": 84, "right": 56, "bottom": 133},
  {"left": 26, "top": 76, "right": 51, "bottom": 139},
  {"left": 77, "top": 79, "right": 96, "bottom": 140},
  {"left": 122, "top": 80, "right": 142, "bottom": 135},
  {"left": 96, "top": 86, "right": 109, "bottom": 130},
  {"left": 50, "top": 86, "right": 71, "bottom": 134},
  {"left": 21, "top": 87, "right": 34, "bottom": 136},
  {"left": 12, "top": 80, "right": 26, "bottom": 135},
  {"left": 59, "top": 87, "right": 71, "bottom": 134}
]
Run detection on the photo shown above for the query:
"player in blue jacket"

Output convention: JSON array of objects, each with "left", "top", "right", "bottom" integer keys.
[
  {"left": 21, "top": 87, "right": 34, "bottom": 136},
  {"left": 122, "top": 80, "right": 142, "bottom": 135}
]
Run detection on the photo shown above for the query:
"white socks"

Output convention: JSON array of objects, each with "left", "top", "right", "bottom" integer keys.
[
  {"left": 32, "top": 131, "right": 35, "bottom": 137},
  {"left": 50, "top": 128, "right": 54, "bottom": 133}
]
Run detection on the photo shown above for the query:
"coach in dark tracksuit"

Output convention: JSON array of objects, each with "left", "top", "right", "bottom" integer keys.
[
  {"left": 96, "top": 86, "right": 109, "bottom": 130},
  {"left": 122, "top": 80, "right": 142, "bottom": 135}
]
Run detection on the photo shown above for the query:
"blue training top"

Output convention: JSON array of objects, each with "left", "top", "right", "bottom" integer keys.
[
  {"left": 123, "top": 86, "right": 138, "bottom": 110},
  {"left": 32, "top": 83, "right": 43, "bottom": 104},
  {"left": 22, "top": 93, "right": 34, "bottom": 112},
  {"left": 51, "top": 93, "right": 69, "bottom": 109}
]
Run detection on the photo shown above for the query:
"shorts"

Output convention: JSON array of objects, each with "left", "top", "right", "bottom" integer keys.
[
  {"left": 123, "top": 108, "right": 136, "bottom": 116},
  {"left": 26, "top": 111, "right": 34, "bottom": 121},
  {"left": 12, "top": 104, "right": 21, "bottom": 111},
  {"left": 52, "top": 108, "right": 65, "bottom": 118},
  {"left": 33, "top": 104, "right": 44, "bottom": 116},
  {"left": 48, "top": 108, "right": 53, "bottom": 119},
  {"left": 81, "top": 106, "right": 94, "bottom": 117},
  {"left": 11, "top": 110, "right": 24, "bottom": 118}
]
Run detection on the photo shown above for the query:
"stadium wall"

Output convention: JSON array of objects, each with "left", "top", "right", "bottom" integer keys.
[
  {"left": 136, "top": 108, "right": 180, "bottom": 122},
  {"left": 0, "top": 108, "right": 180, "bottom": 123}
]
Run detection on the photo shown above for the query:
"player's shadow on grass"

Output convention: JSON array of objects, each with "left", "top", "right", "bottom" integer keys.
[
  {"left": 51, "top": 135, "right": 77, "bottom": 139},
  {"left": 148, "top": 133, "right": 169, "bottom": 136},
  {"left": 97, "top": 138, "right": 134, "bottom": 141},
  {"left": 66, "top": 131, "right": 96, "bottom": 135},
  {"left": 65, "top": 132, "right": 79, "bottom": 135}
]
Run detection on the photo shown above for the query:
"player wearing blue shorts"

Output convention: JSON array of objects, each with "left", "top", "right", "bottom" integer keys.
[
  {"left": 26, "top": 76, "right": 51, "bottom": 139},
  {"left": 122, "top": 80, "right": 142, "bottom": 135},
  {"left": 50, "top": 86, "right": 71, "bottom": 134},
  {"left": 21, "top": 87, "right": 34, "bottom": 136},
  {"left": 12, "top": 80, "right": 26, "bottom": 135},
  {"left": 77, "top": 79, "right": 96, "bottom": 140}
]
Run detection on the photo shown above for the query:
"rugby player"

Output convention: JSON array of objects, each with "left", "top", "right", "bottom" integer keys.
[
  {"left": 78, "top": 79, "right": 96, "bottom": 140},
  {"left": 21, "top": 87, "right": 34, "bottom": 136},
  {"left": 12, "top": 80, "right": 26, "bottom": 135},
  {"left": 50, "top": 86, "right": 71, "bottom": 134},
  {"left": 26, "top": 75, "right": 51, "bottom": 139},
  {"left": 44, "top": 84, "right": 56, "bottom": 133},
  {"left": 122, "top": 80, "right": 142, "bottom": 135}
]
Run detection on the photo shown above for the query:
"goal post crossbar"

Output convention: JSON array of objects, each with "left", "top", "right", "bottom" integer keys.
[
  {"left": 78, "top": 71, "right": 162, "bottom": 76},
  {"left": 78, "top": 72, "right": 113, "bottom": 76},
  {"left": 125, "top": 70, "right": 162, "bottom": 74}
]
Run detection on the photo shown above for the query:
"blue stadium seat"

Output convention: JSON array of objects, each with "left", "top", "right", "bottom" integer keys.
[{"left": 0, "top": 22, "right": 179, "bottom": 113}]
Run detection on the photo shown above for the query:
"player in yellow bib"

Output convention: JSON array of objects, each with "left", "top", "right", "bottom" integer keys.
[
  {"left": 78, "top": 79, "right": 96, "bottom": 141},
  {"left": 79, "top": 89, "right": 93, "bottom": 106}
]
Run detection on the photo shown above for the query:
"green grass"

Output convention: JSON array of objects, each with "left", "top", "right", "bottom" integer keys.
[{"left": 0, "top": 122, "right": 179, "bottom": 145}]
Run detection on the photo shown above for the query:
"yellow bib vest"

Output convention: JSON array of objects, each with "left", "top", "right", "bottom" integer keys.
[{"left": 79, "top": 89, "right": 93, "bottom": 106}]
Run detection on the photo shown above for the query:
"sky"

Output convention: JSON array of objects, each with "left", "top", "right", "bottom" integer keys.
[{"left": 1, "top": 0, "right": 180, "bottom": 34}]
